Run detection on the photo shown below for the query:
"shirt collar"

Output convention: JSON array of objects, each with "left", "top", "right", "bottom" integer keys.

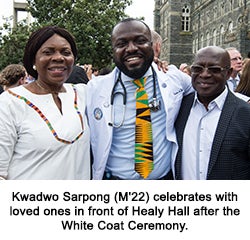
[
  {"left": 228, "top": 74, "right": 240, "bottom": 81},
  {"left": 119, "top": 67, "right": 153, "bottom": 82},
  {"left": 193, "top": 87, "right": 228, "bottom": 111}
]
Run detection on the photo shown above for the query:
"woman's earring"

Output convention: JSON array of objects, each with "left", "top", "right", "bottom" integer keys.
[{"left": 33, "top": 65, "right": 37, "bottom": 71}]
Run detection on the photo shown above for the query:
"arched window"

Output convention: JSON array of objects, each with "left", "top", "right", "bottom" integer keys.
[
  {"left": 193, "top": 38, "right": 198, "bottom": 54},
  {"left": 200, "top": 34, "right": 204, "bottom": 49},
  {"left": 239, "top": 0, "right": 244, "bottom": 7},
  {"left": 181, "top": 5, "right": 191, "bottom": 31},
  {"left": 196, "top": 38, "right": 198, "bottom": 53},
  {"left": 214, "top": 7, "right": 217, "bottom": 18},
  {"left": 228, "top": 21, "right": 233, "bottom": 33},
  {"left": 213, "top": 29, "right": 217, "bottom": 45},
  {"left": 221, "top": 2, "right": 225, "bottom": 15},
  {"left": 192, "top": 39, "right": 195, "bottom": 54},
  {"left": 230, "top": 0, "right": 233, "bottom": 11},
  {"left": 219, "top": 25, "right": 224, "bottom": 45},
  {"left": 206, "top": 31, "right": 210, "bottom": 46}
]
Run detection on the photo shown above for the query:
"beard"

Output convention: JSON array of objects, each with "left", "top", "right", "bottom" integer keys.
[{"left": 114, "top": 51, "right": 154, "bottom": 79}]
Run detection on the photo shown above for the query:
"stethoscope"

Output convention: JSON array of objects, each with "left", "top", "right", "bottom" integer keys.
[{"left": 109, "top": 66, "right": 161, "bottom": 128}]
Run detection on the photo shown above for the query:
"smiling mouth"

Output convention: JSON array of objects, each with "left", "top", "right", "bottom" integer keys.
[
  {"left": 126, "top": 57, "right": 140, "bottom": 62},
  {"left": 198, "top": 82, "right": 214, "bottom": 88},
  {"left": 49, "top": 67, "right": 66, "bottom": 71}
]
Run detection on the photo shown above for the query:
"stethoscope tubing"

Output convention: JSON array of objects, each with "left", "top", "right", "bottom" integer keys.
[{"left": 109, "top": 66, "right": 158, "bottom": 127}]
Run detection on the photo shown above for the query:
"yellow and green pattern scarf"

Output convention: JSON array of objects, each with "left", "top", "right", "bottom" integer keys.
[{"left": 133, "top": 77, "right": 154, "bottom": 178}]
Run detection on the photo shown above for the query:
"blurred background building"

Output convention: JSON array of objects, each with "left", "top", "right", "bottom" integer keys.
[
  {"left": 2, "top": 1, "right": 250, "bottom": 67},
  {"left": 0, "top": 0, "right": 31, "bottom": 29},
  {"left": 154, "top": 0, "right": 250, "bottom": 66}
]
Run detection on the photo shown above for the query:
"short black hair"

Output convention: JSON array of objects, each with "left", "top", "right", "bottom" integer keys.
[{"left": 112, "top": 18, "right": 152, "bottom": 41}]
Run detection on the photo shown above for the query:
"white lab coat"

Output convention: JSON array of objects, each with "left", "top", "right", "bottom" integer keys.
[{"left": 86, "top": 63, "right": 193, "bottom": 179}]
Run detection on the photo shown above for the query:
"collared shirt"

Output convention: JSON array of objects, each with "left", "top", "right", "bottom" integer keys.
[
  {"left": 181, "top": 87, "right": 228, "bottom": 180},
  {"left": 106, "top": 67, "right": 172, "bottom": 179},
  {"left": 227, "top": 75, "right": 240, "bottom": 91}
]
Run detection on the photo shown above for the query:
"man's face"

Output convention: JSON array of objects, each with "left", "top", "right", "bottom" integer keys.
[
  {"left": 111, "top": 20, "right": 154, "bottom": 79},
  {"left": 191, "top": 47, "right": 232, "bottom": 105},
  {"left": 228, "top": 49, "right": 243, "bottom": 74}
]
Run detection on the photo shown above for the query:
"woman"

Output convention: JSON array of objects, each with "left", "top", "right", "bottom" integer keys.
[
  {"left": 0, "top": 26, "right": 90, "bottom": 180},
  {"left": 0, "top": 64, "right": 27, "bottom": 91},
  {"left": 235, "top": 58, "right": 250, "bottom": 97}
]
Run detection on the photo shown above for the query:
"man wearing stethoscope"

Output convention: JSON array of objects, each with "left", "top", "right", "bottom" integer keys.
[{"left": 86, "top": 18, "right": 194, "bottom": 180}]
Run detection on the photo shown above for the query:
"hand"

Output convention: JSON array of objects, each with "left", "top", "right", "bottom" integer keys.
[
  {"left": 154, "top": 57, "right": 168, "bottom": 73},
  {"left": 83, "top": 64, "right": 93, "bottom": 80}
]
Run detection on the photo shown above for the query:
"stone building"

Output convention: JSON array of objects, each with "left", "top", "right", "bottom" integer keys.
[{"left": 154, "top": 0, "right": 250, "bottom": 67}]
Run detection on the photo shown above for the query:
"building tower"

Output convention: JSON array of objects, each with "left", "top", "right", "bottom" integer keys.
[{"left": 155, "top": 0, "right": 250, "bottom": 66}]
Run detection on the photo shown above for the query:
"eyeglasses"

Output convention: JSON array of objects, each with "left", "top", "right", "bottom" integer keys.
[
  {"left": 191, "top": 65, "right": 230, "bottom": 74},
  {"left": 231, "top": 57, "right": 242, "bottom": 61}
]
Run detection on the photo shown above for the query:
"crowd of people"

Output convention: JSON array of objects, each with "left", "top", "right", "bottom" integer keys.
[{"left": 0, "top": 18, "right": 249, "bottom": 180}]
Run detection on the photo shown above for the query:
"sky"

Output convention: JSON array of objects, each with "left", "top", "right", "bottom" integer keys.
[
  {"left": 0, "top": 0, "right": 27, "bottom": 28},
  {"left": 0, "top": 0, "right": 13, "bottom": 26},
  {"left": 0, "top": 0, "right": 154, "bottom": 29},
  {"left": 125, "top": 0, "right": 154, "bottom": 29}
]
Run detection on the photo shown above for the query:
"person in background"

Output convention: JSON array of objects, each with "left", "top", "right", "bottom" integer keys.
[
  {"left": 0, "top": 64, "right": 27, "bottom": 91},
  {"left": 0, "top": 26, "right": 90, "bottom": 180},
  {"left": 235, "top": 58, "right": 250, "bottom": 97},
  {"left": 174, "top": 46, "right": 250, "bottom": 180},
  {"left": 225, "top": 47, "right": 243, "bottom": 91},
  {"left": 66, "top": 65, "right": 89, "bottom": 84},
  {"left": 182, "top": 65, "right": 191, "bottom": 76},
  {"left": 99, "top": 67, "right": 112, "bottom": 76},
  {"left": 91, "top": 67, "right": 99, "bottom": 79},
  {"left": 82, "top": 64, "right": 93, "bottom": 80},
  {"left": 82, "top": 64, "right": 99, "bottom": 80},
  {"left": 87, "top": 18, "right": 193, "bottom": 180},
  {"left": 151, "top": 30, "right": 168, "bottom": 72},
  {"left": 239, "top": 57, "right": 250, "bottom": 75},
  {"left": 151, "top": 30, "right": 162, "bottom": 59},
  {"left": 26, "top": 74, "right": 36, "bottom": 83},
  {"left": 179, "top": 63, "right": 188, "bottom": 72}
]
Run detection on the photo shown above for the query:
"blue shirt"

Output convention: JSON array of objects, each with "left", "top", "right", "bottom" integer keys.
[
  {"left": 227, "top": 75, "right": 240, "bottom": 91},
  {"left": 106, "top": 67, "right": 172, "bottom": 179}
]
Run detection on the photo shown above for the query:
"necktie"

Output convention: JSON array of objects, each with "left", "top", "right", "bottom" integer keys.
[
  {"left": 231, "top": 78, "right": 237, "bottom": 91},
  {"left": 133, "top": 77, "right": 154, "bottom": 178}
]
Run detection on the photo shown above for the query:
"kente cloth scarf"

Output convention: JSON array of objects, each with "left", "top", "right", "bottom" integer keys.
[{"left": 133, "top": 77, "right": 154, "bottom": 178}]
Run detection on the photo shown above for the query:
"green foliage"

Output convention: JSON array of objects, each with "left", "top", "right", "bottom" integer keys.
[
  {"left": 0, "top": 21, "right": 31, "bottom": 70},
  {"left": 35, "top": 0, "right": 133, "bottom": 68},
  {"left": 0, "top": 0, "right": 132, "bottom": 70}
]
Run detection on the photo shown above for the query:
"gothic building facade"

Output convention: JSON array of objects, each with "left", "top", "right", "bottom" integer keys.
[{"left": 154, "top": 0, "right": 250, "bottom": 67}]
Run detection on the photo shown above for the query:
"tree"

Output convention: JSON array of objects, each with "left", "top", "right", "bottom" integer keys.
[
  {"left": 0, "top": 0, "right": 132, "bottom": 70},
  {"left": 0, "top": 21, "right": 30, "bottom": 70},
  {"left": 26, "top": 0, "right": 132, "bottom": 68}
]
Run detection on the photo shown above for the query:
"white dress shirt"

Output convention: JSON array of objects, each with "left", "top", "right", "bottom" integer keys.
[
  {"left": 181, "top": 87, "right": 228, "bottom": 180},
  {"left": 106, "top": 68, "right": 172, "bottom": 179}
]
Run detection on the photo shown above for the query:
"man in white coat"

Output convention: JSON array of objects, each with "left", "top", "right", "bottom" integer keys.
[{"left": 86, "top": 18, "right": 193, "bottom": 180}]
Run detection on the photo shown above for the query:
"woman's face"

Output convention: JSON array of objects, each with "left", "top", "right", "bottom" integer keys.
[{"left": 34, "top": 34, "right": 75, "bottom": 84}]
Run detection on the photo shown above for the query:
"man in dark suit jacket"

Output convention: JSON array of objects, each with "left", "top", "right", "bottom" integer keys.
[
  {"left": 0, "top": 85, "right": 4, "bottom": 94},
  {"left": 174, "top": 46, "right": 250, "bottom": 180}
]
